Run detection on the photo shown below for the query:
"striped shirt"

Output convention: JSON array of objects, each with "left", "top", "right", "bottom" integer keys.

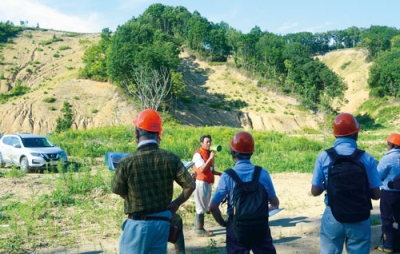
[{"left": 111, "top": 142, "right": 194, "bottom": 215}]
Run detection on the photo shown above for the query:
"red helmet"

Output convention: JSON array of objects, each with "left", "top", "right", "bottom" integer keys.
[
  {"left": 133, "top": 109, "right": 162, "bottom": 133},
  {"left": 333, "top": 113, "right": 360, "bottom": 137},
  {"left": 230, "top": 132, "right": 254, "bottom": 154},
  {"left": 387, "top": 133, "right": 400, "bottom": 146}
]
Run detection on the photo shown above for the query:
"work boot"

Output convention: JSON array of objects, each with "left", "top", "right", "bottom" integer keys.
[
  {"left": 174, "top": 231, "right": 185, "bottom": 254},
  {"left": 377, "top": 245, "right": 393, "bottom": 253},
  {"left": 195, "top": 213, "right": 213, "bottom": 237}
]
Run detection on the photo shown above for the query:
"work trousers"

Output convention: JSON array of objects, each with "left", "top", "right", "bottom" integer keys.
[
  {"left": 226, "top": 216, "right": 276, "bottom": 254},
  {"left": 380, "top": 189, "right": 400, "bottom": 248},
  {"left": 119, "top": 210, "right": 172, "bottom": 254},
  {"left": 194, "top": 180, "right": 212, "bottom": 214},
  {"left": 320, "top": 206, "right": 370, "bottom": 254}
]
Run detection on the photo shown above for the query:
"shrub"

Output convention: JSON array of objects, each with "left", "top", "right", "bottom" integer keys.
[
  {"left": 59, "top": 46, "right": 72, "bottom": 51},
  {"left": 55, "top": 101, "right": 74, "bottom": 133},
  {"left": 43, "top": 97, "right": 56, "bottom": 103},
  {"left": 340, "top": 61, "right": 352, "bottom": 70}
]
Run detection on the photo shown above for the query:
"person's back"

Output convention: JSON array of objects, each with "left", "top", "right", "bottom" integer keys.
[
  {"left": 325, "top": 147, "right": 372, "bottom": 223},
  {"left": 115, "top": 144, "right": 188, "bottom": 214},
  {"left": 377, "top": 133, "right": 400, "bottom": 253},
  {"left": 311, "top": 113, "right": 381, "bottom": 254},
  {"left": 226, "top": 166, "right": 270, "bottom": 245},
  {"left": 111, "top": 109, "right": 195, "bottom": 254},
  {"left": 209, "top": 131, "right": 279, "bottom": 254}
]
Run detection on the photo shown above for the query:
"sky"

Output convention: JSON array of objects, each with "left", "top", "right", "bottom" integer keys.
[{"left": 1, "top": 0, "right": 399, "bottom": 35}]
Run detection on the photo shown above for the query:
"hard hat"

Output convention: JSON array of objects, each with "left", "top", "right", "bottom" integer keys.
[
  {"left": 133, "top": 109, "right": 162, "bottom": 133},
  {"left": 230, "top": 132, "right": 254, "bottom": 154},
  {"left": 386, "top": 133, "right": 400, "bottom": 146},
  {"left": 333, "top": 113, "right": 360, "bottom": 137}
]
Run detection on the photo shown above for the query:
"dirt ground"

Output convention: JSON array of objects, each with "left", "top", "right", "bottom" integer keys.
[{"left": 0, "top": 172, "right": 385, "bottom": 254}]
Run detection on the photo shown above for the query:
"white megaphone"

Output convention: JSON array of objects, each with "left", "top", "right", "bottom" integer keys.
[{"left": 210, "top": 144, "right": 222, "bottom": 152}]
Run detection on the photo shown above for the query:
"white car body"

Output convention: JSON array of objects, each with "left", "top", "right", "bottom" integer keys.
[{"left": 0, "top": 133, "right": 68, "bottom": 172}]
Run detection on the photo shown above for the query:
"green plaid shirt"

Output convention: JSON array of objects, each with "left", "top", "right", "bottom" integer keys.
[{"left": 111, "top": 143, "right": 194, "bottom": 215}]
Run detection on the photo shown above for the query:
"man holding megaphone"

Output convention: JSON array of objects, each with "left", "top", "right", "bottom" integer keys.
[{"left": 192, "top": 134, "right": 223, "bottom": 237}]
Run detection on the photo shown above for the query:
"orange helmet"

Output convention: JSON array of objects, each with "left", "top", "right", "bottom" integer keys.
[
  {"left": 230, "top": 132, "right": 254, "bottom": 154},
  {"left": 386, "top": 133, "right": 400, "bottom": 146},
  {"left": 333, "top": 113, "right": 360, "bottom": 137},
  {"left": 133, "top": 109, "right": 162, "bottom": 133}
]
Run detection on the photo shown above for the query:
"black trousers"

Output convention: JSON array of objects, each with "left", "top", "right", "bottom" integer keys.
[{"left": 380, "top": 189, "right": 400, "bottom": 247}]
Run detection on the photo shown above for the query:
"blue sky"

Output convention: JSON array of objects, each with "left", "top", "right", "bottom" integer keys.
[{"left": 1, "top": 0, "right": 399, "bottom": 35}]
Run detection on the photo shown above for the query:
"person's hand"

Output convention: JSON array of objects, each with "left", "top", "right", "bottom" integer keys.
[
  {"left": 209, "top": 151, "right": 216, "bottom": 159},
  {"left": 269, "top": 205, "right": 278, "bottom": 211},
  {"left": 220, "top": 219, "right": 228, "bottom": 228},
  {"left": 167, "top": 201, "right": 179, "bottom": 214}
]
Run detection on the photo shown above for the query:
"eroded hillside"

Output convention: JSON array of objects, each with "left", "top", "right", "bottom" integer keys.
[{"left": 0, "top": 29, "right": 369, "bottom": 135}]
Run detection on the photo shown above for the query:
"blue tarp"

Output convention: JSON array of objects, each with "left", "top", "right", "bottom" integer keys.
[
  {"left": 105, "top": 151, "right": 194, "bottom": 171},
  {"left": 105, "top": 152, "right": 129, "bottom": 171}
]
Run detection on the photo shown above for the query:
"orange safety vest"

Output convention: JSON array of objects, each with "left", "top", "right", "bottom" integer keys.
[{"left": 194, "top": 148, "right": 214, "bottom": 184}]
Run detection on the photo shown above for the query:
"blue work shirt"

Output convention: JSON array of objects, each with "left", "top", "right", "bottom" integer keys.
[
  {"left": 377, "top": 148, "right": 400, "bottom": 191},
  {"left": 211, "top": 159, "right": 276, "bottom": 216},
  {"left": 311, "top": 137, "right": 382, "bottom": 205}
]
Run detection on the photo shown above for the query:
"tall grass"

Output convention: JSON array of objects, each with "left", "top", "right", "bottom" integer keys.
[
  {"left": 48, "top": 124, "right": 387, "bottom": 173},
  {"left": 48, "top": 125, "right": 336, "bottom": 173}
]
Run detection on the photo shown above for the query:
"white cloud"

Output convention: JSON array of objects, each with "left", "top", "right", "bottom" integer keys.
[
  {"left": 0, "top": 0, "right": 102, "bottom": 33},
  {"left": 304, "top": 22, "right": 334, "bottom": 33},
  {"left": 278, "top": 22, "right": 299, "bottom": 33}
]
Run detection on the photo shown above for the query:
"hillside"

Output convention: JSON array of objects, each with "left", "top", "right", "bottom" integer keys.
[
  {"left": 0, "top": 29, "right": 370, "bottom": 135},
  {"left": 317, "top": 48, "right": 371, "bottom": 113}
]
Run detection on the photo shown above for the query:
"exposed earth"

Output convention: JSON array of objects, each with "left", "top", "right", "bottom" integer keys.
[{"left": 0, "top": 30, "right": 370, "bottom": 136}]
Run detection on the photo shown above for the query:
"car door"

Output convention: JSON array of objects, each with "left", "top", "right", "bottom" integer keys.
[
  {"left": 7, "top": 137, "right": 22, "bottom": 165},
  {"left": 1, "top": 136, "right": 14, "bottom": 163}
]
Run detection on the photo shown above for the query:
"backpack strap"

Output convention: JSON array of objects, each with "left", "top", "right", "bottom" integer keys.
[
  {"left": 226, "top": 168, "right": 243, "bottom": 185},
  {"left": 326, "top": 147, "right": 365, "bottom": 161},
  {"left": 325, "top": 147, "right": 338, "bottom": 161},
  {"left": 351, "top": 149, "right": 365, "bottom": 160},
  {"left": 226, "top": 166, "right": 263, "bottom": 184},
  {"left": 252, "top": 166, "right": 262, "bottom": 183}
]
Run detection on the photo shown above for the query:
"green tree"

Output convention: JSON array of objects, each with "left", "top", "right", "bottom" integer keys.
[
  {"left": 207, "top": 22, "right": 230, "bottom": 61},
  {"left": 187, "top": 11, "right": 211, "bottom": 52},
  {"left": 255, "top": 32, "right": 285, "bottom": 79},
  {"left": 79, "top": 28, "right": 111, "bottom": 81},
  {"left": 55, "top": 101, "right": 74, "bottom": 133},
  {"left": 368, "top": 49, "right": 400, "bottom": 98},
  {"left": 360, "top": 25, "right": 400, "bottom": 60}
]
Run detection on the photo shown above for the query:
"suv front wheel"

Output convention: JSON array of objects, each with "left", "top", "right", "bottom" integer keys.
[{"left": 20, "top": 157, "right": 29, "bottom": 172}]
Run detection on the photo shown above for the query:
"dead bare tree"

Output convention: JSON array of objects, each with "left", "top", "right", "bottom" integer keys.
[{"left": 123, "top": 66, "right": 172, "bottom": 112}]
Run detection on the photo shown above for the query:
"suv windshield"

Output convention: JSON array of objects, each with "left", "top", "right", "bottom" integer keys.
[{"left": 21, "top": 137, "right": 53, "bottom": 148}]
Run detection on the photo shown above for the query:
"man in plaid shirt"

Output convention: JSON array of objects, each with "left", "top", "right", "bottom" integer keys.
[{"left": 112, "top": 109, "right": 195, "bottom": 254}]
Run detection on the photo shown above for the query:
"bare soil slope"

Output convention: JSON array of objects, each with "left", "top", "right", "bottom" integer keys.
[
  {"left": 317, "top": 48, "right": 371, "bottom": 113},
  {"left": 174, "top": 51, "right": 324, "bottom": 132},
  {"left": 0, "top": 30, "right": 136, "bottom": 135},
  {"left": 0, "top": 30, "right": 369, "bottom": 136}
]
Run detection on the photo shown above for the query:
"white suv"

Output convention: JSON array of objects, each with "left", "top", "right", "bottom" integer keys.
[{"left": 0, "top": 133, "right": 68, "bottom": 172}]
